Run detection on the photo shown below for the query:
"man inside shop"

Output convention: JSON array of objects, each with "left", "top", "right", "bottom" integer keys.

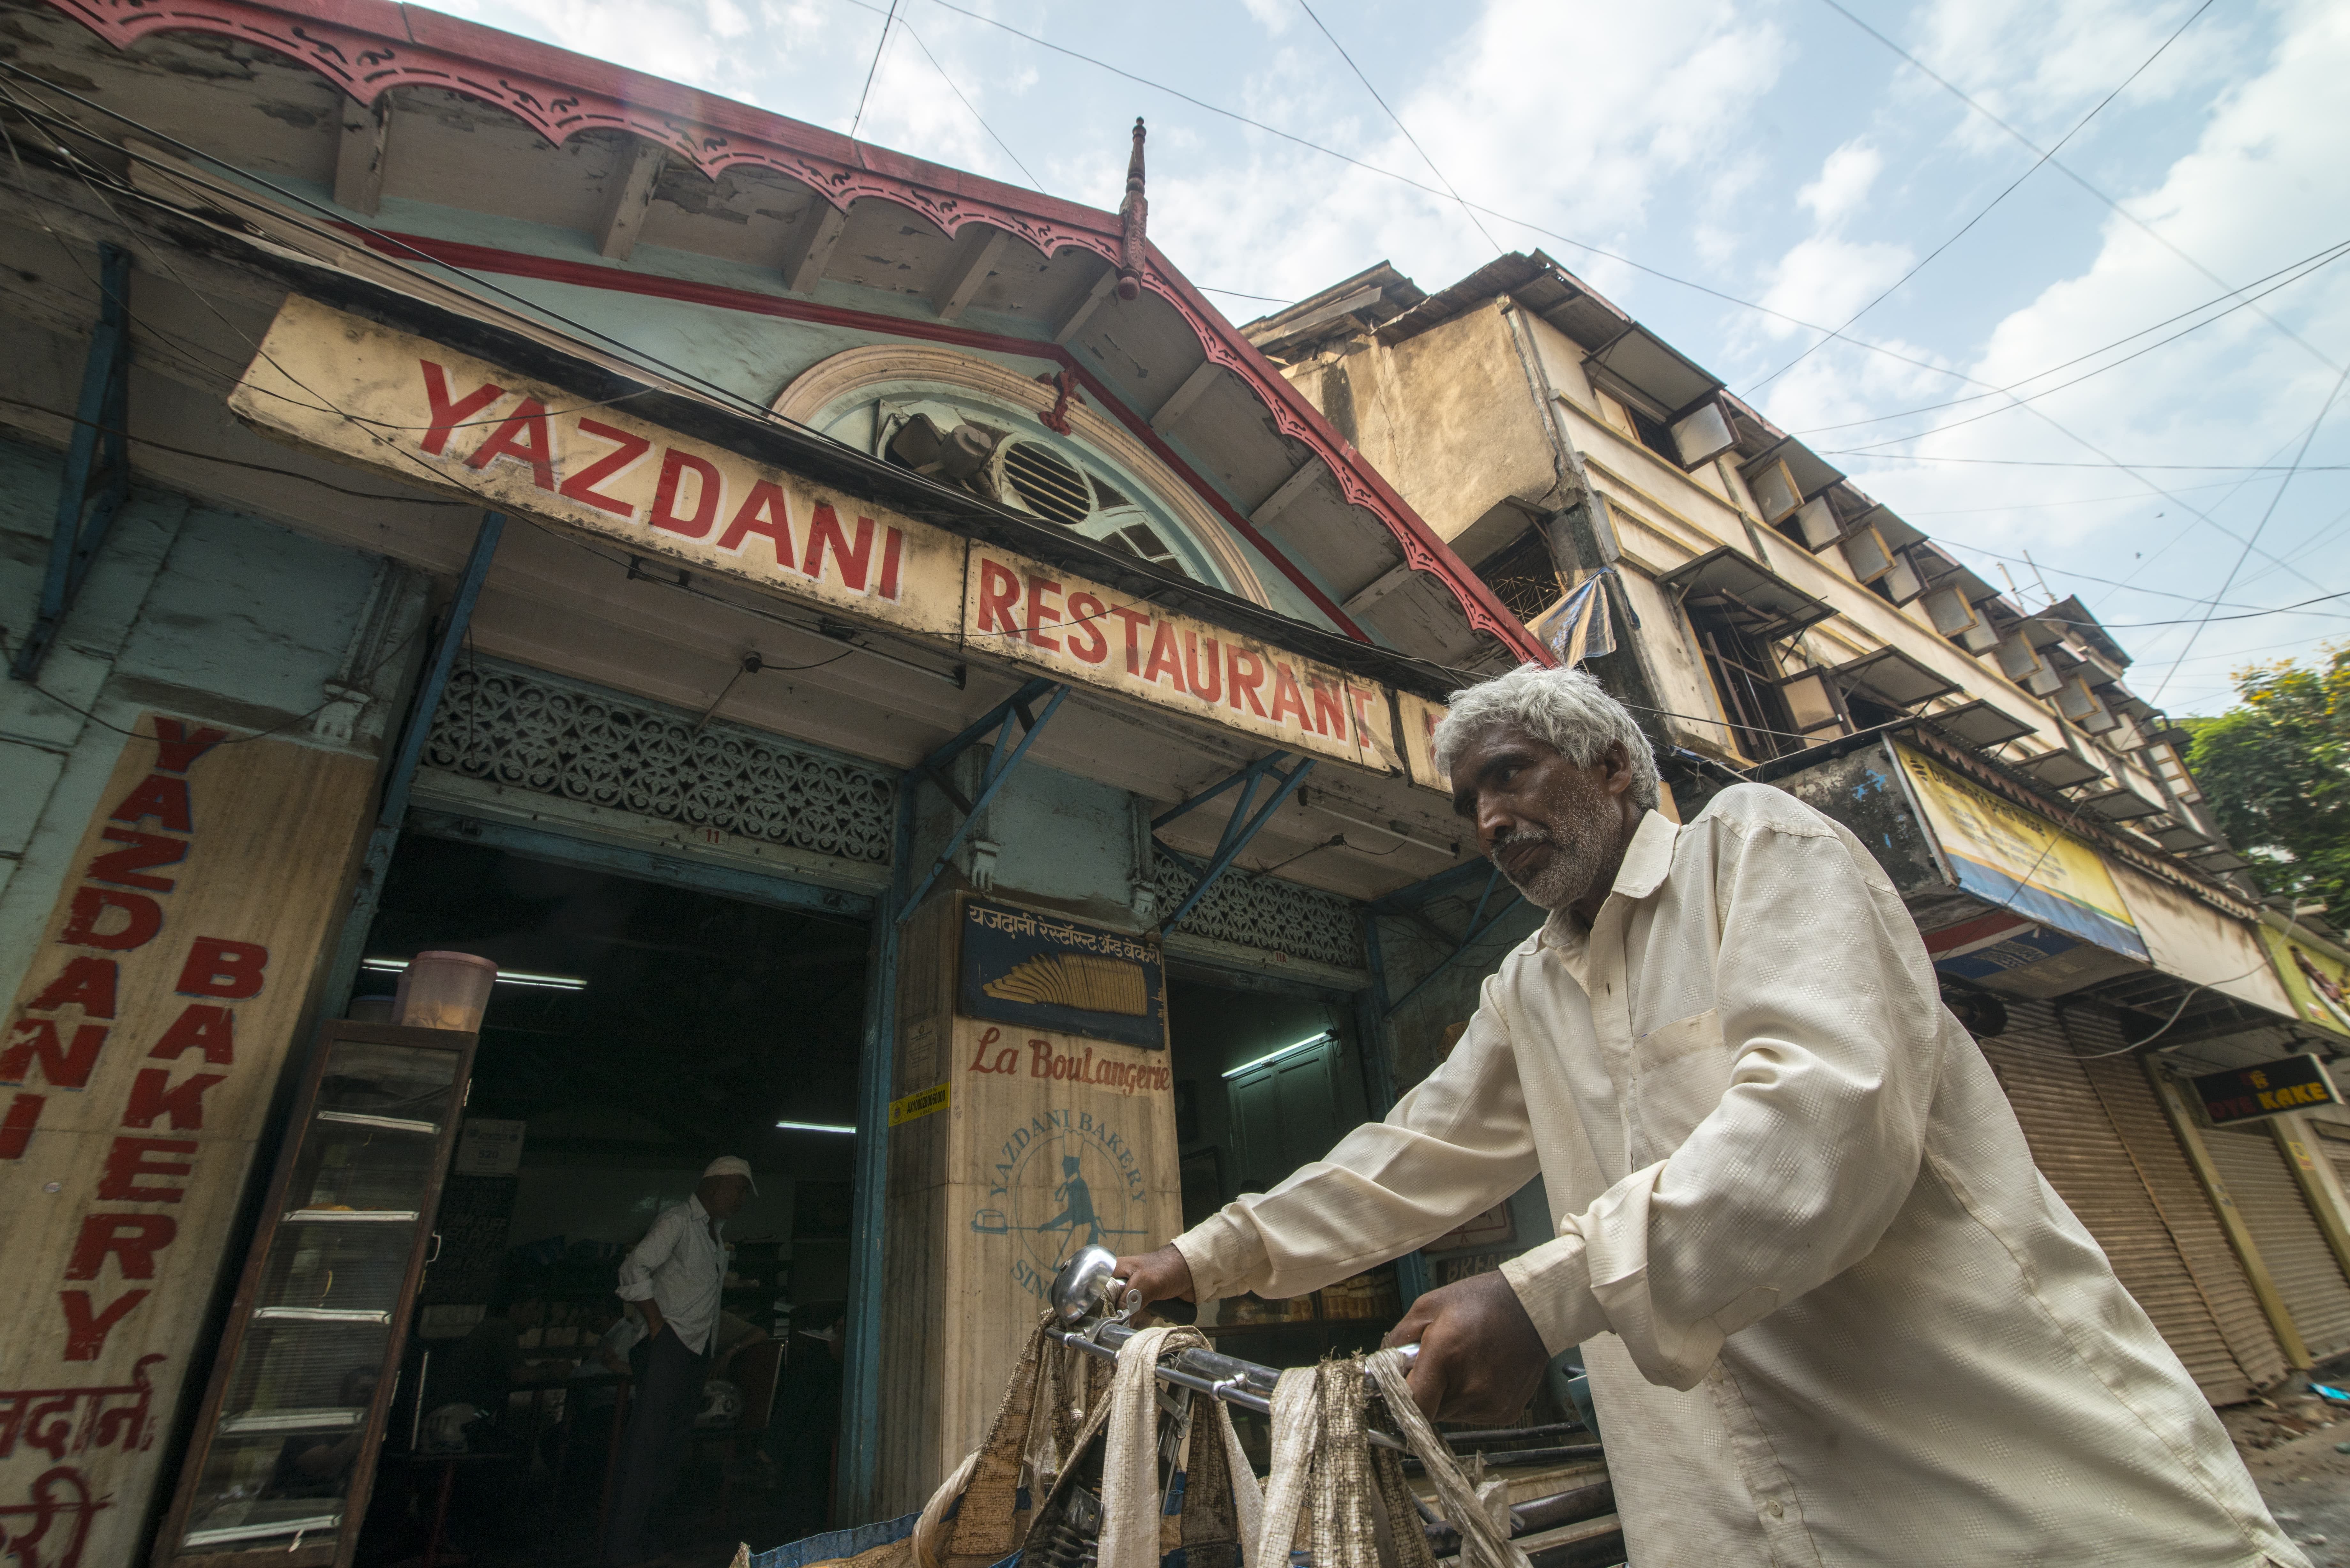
[
  {"left": 1118, "top": 666, "right": 2305, "bottom": 1566},
  {"left": 601, "top": 1156, "right": 756, "bottom": 1567}
]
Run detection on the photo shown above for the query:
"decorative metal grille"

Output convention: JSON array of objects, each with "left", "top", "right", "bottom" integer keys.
[
  {"left": 422, "top": 658, "right": 896, "bottom": 864},
  {"left": 1152, "top": 850, "right": 1365, "bottom": 971}
]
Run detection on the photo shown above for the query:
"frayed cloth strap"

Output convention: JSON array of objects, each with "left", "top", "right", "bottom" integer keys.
[
  {"left": 1176, "top": 1361, "right": 1264, "bottom": 1568},
  {"left": 1364, "top": 1351, "right": 1530, "bottom": 1568},
  {"left": 1306, "top": 1361, "right": 1380, "bottom": 1568},
  {"left": 1217, "top": 1387, "right": 1265, "bottom": 1568},
  {"left": 1098, "top": 1325, "right": 1192, "bottom": 1568},
  {"left": 1253, "top": 1366, "right": 1320, "bottom": 1568}
]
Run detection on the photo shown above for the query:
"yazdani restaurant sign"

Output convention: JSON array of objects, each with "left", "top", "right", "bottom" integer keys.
[{"left": 231, "top": 297, "right": 1443, "bottom": 783}]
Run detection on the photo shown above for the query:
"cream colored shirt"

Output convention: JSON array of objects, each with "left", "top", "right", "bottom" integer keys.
[{"left": 1176, "top": 787, "right": 2302, "bottom": 1567}]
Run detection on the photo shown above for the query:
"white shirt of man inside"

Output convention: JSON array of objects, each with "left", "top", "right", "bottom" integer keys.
[
  {"left": 1120, "top": 666, "right": 2305, "bottom": 1568},
  {"left": 617, "top": 1190, "right": 729, "bottom": 1356}
]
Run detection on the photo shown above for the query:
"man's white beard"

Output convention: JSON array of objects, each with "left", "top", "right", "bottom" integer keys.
[{"left": 1491, "top": 791, "right": 1618, "bottom": 911}]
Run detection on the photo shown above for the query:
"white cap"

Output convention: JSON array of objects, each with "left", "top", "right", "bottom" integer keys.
[{"left": 703, "top": 1155, "right": 757, "bottom": 1194}]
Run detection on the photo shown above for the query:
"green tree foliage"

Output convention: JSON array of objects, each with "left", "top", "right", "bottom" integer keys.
[{"left": 2182, "top": 642, "right": 2350, "bottom": 913}]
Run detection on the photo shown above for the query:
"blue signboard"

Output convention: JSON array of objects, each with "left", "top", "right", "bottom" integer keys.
[{"left": 958, "top": 898, "right": 1166, "bottom": 1049}]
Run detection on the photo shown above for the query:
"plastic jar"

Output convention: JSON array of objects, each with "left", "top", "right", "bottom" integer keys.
[{"left": 395, "top": 951, "right": 499, "bottom": 1032}]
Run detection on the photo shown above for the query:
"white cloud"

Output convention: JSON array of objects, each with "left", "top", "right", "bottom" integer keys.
[
  {"left": 1145, "top": 0, "right": 1790, "bottom": 308},
  {"left": 1799, "top": 141, "right": 1882, "bottom": 228},
  {"left": 1240, "top": 0, "right": 1295, "bottom": 36}
]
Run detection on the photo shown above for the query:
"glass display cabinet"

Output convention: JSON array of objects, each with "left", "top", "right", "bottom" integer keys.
[{"left": 156, "top": 1020, "right": 477, "bottom": 1568}]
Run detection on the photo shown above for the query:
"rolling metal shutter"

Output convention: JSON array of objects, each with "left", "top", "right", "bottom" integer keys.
[
  {"left": 1981, "top": 1005, "right": 2284, "bottom": 1402},
  {"left": 2316, "top": 1124, "right": 2350, "bottom": 1196},
  {"left": 2203, "top": 1124, "right": 2350, "bottom": 1361}
]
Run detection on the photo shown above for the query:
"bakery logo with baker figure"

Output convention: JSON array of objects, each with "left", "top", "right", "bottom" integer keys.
[{"left": 970, "top": 1110, "right": 1149, "bottom": 1300}]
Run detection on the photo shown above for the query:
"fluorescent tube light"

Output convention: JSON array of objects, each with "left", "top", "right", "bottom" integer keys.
[
  {"left": 1222, "top": 1031, "right": 1335, "bottom": 1080},
  {"left": 360, "top": 957, "right": 586, "bottom": 991},
  {"left": 775, "top": 1120, "right": 857, "bottom": 1134}
]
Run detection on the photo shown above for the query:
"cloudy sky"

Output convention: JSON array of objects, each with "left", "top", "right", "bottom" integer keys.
[{"left": 431, "top": 0, "right": 2350, "bottom": 716}]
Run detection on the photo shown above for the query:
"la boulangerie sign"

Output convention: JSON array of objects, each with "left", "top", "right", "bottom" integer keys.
[
  {"left": 0, "top": 716, "right": 372, "bottom": 1567},
  {"left": 229, "top": 296, "right": 1453, "bottom": 786}
]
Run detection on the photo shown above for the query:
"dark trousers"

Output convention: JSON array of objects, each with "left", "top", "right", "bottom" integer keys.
[{"left": 599, "top": 1326, "right": 709, "bottom": 1564}]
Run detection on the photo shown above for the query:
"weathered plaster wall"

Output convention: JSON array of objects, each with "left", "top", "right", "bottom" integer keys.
[
  {"left": 0, "top": 434, "right": 410, "bottom": 1007},
  {"left": 1296, "top": 303, "right": 1558, "bottom": 549}
]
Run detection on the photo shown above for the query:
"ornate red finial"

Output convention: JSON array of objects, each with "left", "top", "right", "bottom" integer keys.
[{"left": 1116, "top": 117, "right": 1147, "bottom": 301}]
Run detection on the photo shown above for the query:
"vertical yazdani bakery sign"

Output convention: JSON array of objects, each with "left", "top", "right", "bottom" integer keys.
[
  {"left": 0, "top": 717, "right": 372, "bottom": 1566},
  {"left": 229, "top": 297, "right": 1450, "bottom": 783}
]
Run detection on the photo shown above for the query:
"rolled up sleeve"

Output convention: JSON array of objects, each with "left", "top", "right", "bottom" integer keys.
[
  {"left": 1517, "top": 818, "right": 1946, "bottom": 1388},
  {"left": 1172, "top": 974, "right": 1542, "bottom": 1303}
]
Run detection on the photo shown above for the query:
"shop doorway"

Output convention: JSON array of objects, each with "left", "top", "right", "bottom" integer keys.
[
  {"left": 348, "top": 832, "right": 872, "bottom": 1568},
  {"left": 1164, "top": 972, "right": 1399, "bottom": 1467}
]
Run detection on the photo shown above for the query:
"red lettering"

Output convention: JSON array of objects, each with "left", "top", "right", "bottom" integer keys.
[
  {"left": 560, "top": 418, "right": 651, "bottom": 517},
  {"left": 1030, "top": 1038, "right": 1052, "bottom": 1078},
  {"left": 61, "top": 1289, "right": 149, "bottom": 1361},
  {"left": 1348, "top": 687, "right": 1381, "bottom": 748},
  {"left": 1108, "top": 607, "right": 1152, "bottom": 675},
  {"left": 110, "top": 775, "right": 192, "bottom": 833},
  {"left": 1183, "top": 633, "right": 1223, "bottom": 702},
  {"left": 59, "top": 888, "right": 163, "bottom": 952},
  {"left": 465, "top": 396, "right": 557, "bottom": 489},
  {"left": 1065, "top": 593, "right": 1109, "bottom": 664},
  {"left": 0, "top": 1020, "right": 109, "bottom": 1089},
  {"left": 419, "top": 361, "right": 504, "bottom": 456},
  {"left": 152, "top": 719, "right": 229, "bottom": 774},
  {"left": 1228, "top": 647, "right": 1268, "bottom": 717},
  {"left": 1310, "top": 680, "right": 1347, "bottom": 738},
  {"left": 1141, "top": 622, "right": 1185, "bottom": 690},
  {"left": 649, "top": 448, "right": 724, "bottom": 539},
  {"left": 31, "top": 958, "right": 118, "bottom": 1018},
  {"left": 975, "top": 559, "right": 1022, "bottom": 634},
  {"left": 802, "top": 504, "right": 875, "bottom": 589},
  {"left": 1025, "top": 576, "right": 1064, "bottom": 652},
  {"left": 0, "top": 1093, "right": 44, "bottom": 1158},
  {"left": 177, "top": 938, "right": 268, "bottom": 1000},
  {"left": 98, "top": 1136, "right": 197, "bottom": 1202},
  {"left": 122, "top": 1068, "right": 225, "bottom": 1131},
  {"left": 86, "top": 827, "right": 187, "bottom": 893},
  {"left": 65, "top": 1214, "right": 178, "bottom": 1280},
  {"left": 149, "top": 1004, "right": 235, "bottom": 1065},
  {"left": 877, "top": 527, "right": 904, "bottom": 600},
  {"left": 966, "top": 1026, "right": 1005, "bottom": 1074},
  {"left": 1268, "top": 662, "right": 1308, "bottom": 726},
  {"left": 715, "top": 480, "right": 794, "bottom": 565}
]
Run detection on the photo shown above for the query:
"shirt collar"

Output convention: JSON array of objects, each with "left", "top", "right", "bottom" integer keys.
[
  {"left": 686, "top": 1192, "right": 710, "bottom": 1226},
  {"left": 1538, "top": 808, "right": 1680, "bottom": 946}
]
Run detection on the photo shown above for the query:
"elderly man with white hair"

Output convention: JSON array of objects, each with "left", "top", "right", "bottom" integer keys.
[{"left": 1118, "top": 665, "right": 2303, "bottom": 1566}]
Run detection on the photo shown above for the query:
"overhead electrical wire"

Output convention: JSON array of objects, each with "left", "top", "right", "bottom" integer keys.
[
  {"left": 837, "top": 0, "right": 1043, "bottom": 192},
  {"left": 1295, "top": 0, "right": 1504, "bottom": 257},
  {"left": 849, "top": 0, "right": 901, "bottom": 142},
  {"left": 2151, "top": 361, "right": 2350, "bottom": 699},
  {"left": 893, "top": 0, "right": 2336, "bottom": 572},
  {"left": 1791, "top": 236, "right": 2350, "bottom": 438},
  {"left": 1816, "top": 0, "right": 2340, "bottom": 377},
  {"left": 1749, "top": 0, "right": 2218, "bottom": 393},
  {"left": 1825, "top": 241, "right": 2350, "bottom": 456}
]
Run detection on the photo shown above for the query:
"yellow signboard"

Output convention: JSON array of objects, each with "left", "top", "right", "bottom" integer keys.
[
  {"left": 888, "top": 1081, "right": 952, "bottom": 1126},
  {"left": 2261, "top": 924, "right": 2350, "bottom": 1038},
  {"left": 229, "top": 297, "right": 1447, "bottom": 782},
  {"left": 1893, "top": 745, "right": 2148, "bottom": 959}
]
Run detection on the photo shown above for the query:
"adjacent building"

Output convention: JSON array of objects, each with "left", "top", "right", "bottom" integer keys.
[{"left": 1252, "top": 255, "right": 2350, "bottom": 1403}]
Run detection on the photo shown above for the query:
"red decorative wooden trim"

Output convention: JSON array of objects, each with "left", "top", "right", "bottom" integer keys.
[{"left": 37, "top": 0, "right": 1546, "bottom": 665}]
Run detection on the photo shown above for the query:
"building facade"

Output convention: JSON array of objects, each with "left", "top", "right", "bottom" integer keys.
[
  {"left": 1251, "top": 255, "right": 2350, "bottom": 1406},
  {"left": 0, "top": 3, "right": 1553, "bottom": 1561}
]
